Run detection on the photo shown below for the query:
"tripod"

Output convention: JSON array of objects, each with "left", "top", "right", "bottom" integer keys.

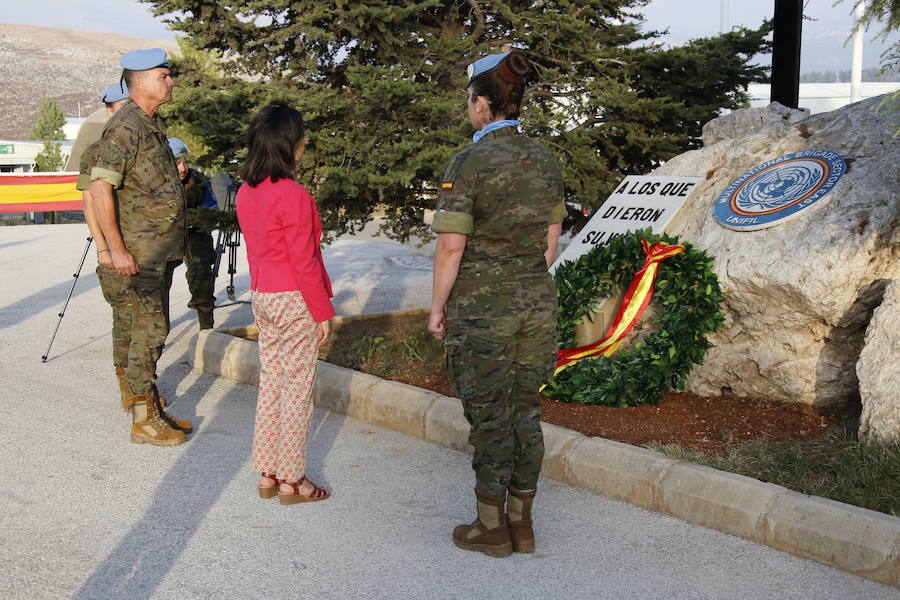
[
  {"left": 213, "top": 183, "right": 247, "bottom": 305},
  {"left": 41, "top": 235, "right": 93, "bottom": 362}
]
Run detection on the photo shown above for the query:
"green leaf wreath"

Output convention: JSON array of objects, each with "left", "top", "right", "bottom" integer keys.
[{"left": 545, "top": 228, "right": 724, "bottom": 406}]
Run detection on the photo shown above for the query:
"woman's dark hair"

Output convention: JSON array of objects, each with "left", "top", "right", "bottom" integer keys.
[
  {"left": 239, "top": 101, "right": 305, "bottom": 187},
  {"left": 469, "top": 51, "right": 530, "bottom": 120}
]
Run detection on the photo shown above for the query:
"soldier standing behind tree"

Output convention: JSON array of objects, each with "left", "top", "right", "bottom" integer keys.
[
  {"left": 168, "top": 137, "right": 218, "bottom": 330},
  {"left": 89, "top": 48, "right": 192, "bottom": 446}
]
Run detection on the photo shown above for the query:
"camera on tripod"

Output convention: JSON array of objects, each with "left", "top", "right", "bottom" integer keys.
[{"left": 213, "top": 183, "right": 242, "bottom": 302}]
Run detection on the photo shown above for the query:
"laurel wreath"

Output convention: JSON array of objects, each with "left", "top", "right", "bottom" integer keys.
[{"left": 545, "top": 228, "right": 724, "bottom": 406}]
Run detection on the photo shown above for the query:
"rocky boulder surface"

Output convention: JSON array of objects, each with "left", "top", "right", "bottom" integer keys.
[
  {"left": 856, "top": 279, "right": 900, "bottom": 444},
  {"left": 651, "top": 98, "right": 899, "bottom": 416}
]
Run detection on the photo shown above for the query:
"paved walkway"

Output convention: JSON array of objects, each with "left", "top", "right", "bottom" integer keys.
[{"left": 0, "top": 224, "right": 894, "bottom": 599}]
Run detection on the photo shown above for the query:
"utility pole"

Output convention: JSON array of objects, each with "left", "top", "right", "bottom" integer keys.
[
  {"left": 771, "top": 0, "right": 803, "bottom": 109},
  {"left": 720, "top": 0, "right": 730, "bottom": 34},
  {"left": 850, "top": 1, "right": 864, "bottom": 103}
]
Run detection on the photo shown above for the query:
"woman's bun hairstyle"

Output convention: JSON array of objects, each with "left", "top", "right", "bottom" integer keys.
[
  {"left": 497, "top": 51, "right": 530, "bottom": 85},
  {"left": 470, "top": 50, "right": 530, "bottom": 120}
]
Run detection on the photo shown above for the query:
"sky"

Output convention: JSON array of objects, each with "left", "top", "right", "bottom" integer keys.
[{"left": 2, "top": 0, "right": 897, "bottom": 74}]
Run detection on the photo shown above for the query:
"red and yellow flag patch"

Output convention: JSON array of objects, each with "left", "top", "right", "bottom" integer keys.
[{"left": 441, "top": 181, "right": 454, "bottom": 191}]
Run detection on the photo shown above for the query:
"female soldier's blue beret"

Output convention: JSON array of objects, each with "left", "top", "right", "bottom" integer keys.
[
  {"left": 101, "top": 82, "right": 129, "bottom": 103},
  {"left": 467, "top": 52, "right": 510, "bottom": 85},
  {"left": 120, "top": 48, "right": 170, "bottom": 71}
]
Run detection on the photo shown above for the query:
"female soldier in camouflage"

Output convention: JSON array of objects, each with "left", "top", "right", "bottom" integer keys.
[{"left": 428, "top": 51, "right": 566, "bottom": 557}]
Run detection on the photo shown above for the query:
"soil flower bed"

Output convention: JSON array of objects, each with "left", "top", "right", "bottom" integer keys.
[{"left": 314, "top": 311, "right": 839, "bottom": 453}]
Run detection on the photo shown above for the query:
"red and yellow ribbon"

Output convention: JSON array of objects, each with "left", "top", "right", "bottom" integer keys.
[
  {"left": 552, "top": 238, "right": 684, "bottom": 378},
  {"left": 0, "top": 173, "right": 82, "bottom": 213}
]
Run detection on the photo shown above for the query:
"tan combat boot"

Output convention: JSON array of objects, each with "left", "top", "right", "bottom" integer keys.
[
  {"left": 197, "top": 307, "right": 214, "bottom": 330},
  {"left": 130, "top": 396, "right": 186, "bottom": 446},
  {"left": 160, "top": 410, "right": 194, "bottom": 434},
  {"left": 507, "top": 486, "right": 536, "bottom": 553},
  {"left": 452, "top": 489, "right": 513, "bottom": 558},
  {"left": 114, "top": 367, "right": 130, "bottom": 410},
  {"left": 117, "top": 368, "right": 167, "bottom": 411}
]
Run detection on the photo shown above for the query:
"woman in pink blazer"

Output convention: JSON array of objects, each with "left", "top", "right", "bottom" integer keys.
[{"left": 236, "top": 102, "right": 334, "bottom": 504}]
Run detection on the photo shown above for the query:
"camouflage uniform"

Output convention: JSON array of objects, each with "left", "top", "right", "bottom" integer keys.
[
  {"left": 182, "top": 167, "right": 216, "bottom": 310},
  {"left": 432, "top": 126, "right": 566, "bottom": 497},
  {"left": 79, "top": 141, "right": 132, "bottom": 370},
  {"left": 90, "top": 99, "right": 186, "bottom": 398}
]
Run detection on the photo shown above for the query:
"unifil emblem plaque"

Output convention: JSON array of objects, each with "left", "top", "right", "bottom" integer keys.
[{"left": 714, "top": 150, "right": 846, "bottom": 231}]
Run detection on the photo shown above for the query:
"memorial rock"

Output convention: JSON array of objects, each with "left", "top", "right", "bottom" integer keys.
[
  {"left": 857, "top": 279, "right": 900, "bottom": 444},
  {"left": 649, "top": 98, "right": 899, "bottom": 416},
  {"left": 700, "top": 101, "right": 810, "bottom": 147}
]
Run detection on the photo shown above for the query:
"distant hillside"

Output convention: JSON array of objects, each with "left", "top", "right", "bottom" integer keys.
[{"left": 0, "top": 22, "right": 178, "bottom": 140}]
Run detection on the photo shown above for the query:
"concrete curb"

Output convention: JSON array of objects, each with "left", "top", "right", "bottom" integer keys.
[{"left": 187, "top": 329, "right": 900, "bottom": 588}]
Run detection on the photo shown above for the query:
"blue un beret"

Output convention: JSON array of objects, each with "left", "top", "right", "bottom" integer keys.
[
  {"left": 120, "top": 48, "right": 170, "bottom": 71},
  {"left": 467, "top": 52, "right": 510, "bottom": 85},
  {"left": 101, "top": 82, "right": 129, "bottom": 103},
  {"left": 168, "top": 138, "right": 188, "bottom": 157}
]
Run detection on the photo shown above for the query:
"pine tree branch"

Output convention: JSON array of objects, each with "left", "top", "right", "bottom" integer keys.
[{"left": 465, "top": 0, "right": 485, "bottom": 40}]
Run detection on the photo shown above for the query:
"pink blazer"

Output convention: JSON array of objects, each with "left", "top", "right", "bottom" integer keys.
[{"left": 236, "top": 177, "right": 335, "bottom": 322}]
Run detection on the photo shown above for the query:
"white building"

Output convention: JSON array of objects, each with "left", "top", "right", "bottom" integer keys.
[
  {"left": 747, "top": 82, "right": 900, "bottom": 114},
  {"left": 0, "top": 140, "right": 73, "bottom": 173}
]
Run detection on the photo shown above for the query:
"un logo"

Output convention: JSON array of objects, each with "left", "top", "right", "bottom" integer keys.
[{"left": 714, "top": 151, "right": 846, "bottom": 231}]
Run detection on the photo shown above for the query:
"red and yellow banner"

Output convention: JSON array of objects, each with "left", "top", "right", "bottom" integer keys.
[
  {"left": 0, "top": 173, "right": 82, "bottom": 213},
  {"left": 552, "top": 239, "right": 684, "bottom": 378}
]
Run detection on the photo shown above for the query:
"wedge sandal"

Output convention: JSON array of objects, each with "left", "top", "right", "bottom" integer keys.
[{"left": 278, "top": 476, "right": 329, "bottom": 505}]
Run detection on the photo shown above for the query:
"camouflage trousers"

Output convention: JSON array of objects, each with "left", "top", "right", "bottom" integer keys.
[
  {"left": 96, "top": 265, "right": 132, "bottom": 369},
  {"left": 185, "top": 229, "right": 216, "bottom": 309},
  {"left": 96, "top": 261, "right": 178, "bottom": 397},
  {"left": 445, "top": 268, "right": 557, "bottom": 497}
]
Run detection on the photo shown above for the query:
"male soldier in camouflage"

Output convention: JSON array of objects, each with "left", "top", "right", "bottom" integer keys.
[
  {"left": 168, "top": 137, "right": 218, "bottom": 329},
  {"left": 89, "top": 48, "right": 192, "bottom": 446},
  {"left": 428, "top": 51, "right": 566, "bottom": 557},
  {"left": 80, "top": 83, "right": 179, "bottom": 414}
]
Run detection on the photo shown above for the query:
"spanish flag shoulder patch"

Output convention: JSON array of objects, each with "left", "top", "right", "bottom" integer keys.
[{"left": 441, "top": 181, "right": 454, "bottom": 191}]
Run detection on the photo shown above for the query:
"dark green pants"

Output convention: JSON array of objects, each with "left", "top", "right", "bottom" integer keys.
[
  {"left": 185, "top": 229, "right": 216, "bottom": 309},
  {"left": 445, "top": 271, "right": 557, "bottom": 497}
]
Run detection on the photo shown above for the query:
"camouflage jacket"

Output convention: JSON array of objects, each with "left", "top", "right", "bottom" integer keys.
[
  {"left": 90, "top": 99, "right": 186, "bottom": 267},
  {"left": 431, "top": 126, "right": 566, "bottom": 268},
  {"left": 76, "top": 140, "right": 100, "bottom": 191}
]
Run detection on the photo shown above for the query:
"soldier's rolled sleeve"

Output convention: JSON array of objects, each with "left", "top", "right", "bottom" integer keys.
[
  {"left": 550, "top": 201, "right": 567, "bottom": 224},
  {"left": 90, "top": 167, "right": 123, "bottom": 188},
  {"left": 432, "top": 210, "right": 474, "bottom": 234}
]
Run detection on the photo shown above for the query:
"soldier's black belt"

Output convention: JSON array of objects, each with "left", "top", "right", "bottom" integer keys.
[{"left": 457, "top": 256, "right": 547, "bottom": 280}]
